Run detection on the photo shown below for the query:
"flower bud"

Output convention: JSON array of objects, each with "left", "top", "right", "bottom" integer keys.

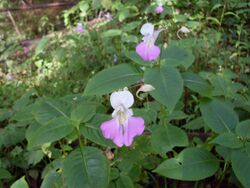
[{"left": 138, "top": 84, "right": 155, "bottom": 93}]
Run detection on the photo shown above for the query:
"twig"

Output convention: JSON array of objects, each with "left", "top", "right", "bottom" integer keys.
[
  {"left": 0, "top": 2, "right": 77, "bottom": 12},
  {"left": 7, "top": 11, "right": 21, "bottom": 37}
]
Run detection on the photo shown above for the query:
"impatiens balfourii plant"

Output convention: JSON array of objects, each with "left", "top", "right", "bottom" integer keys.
[
  {"left": 136, "top": 23, "right": 162, "bottom": 62},
  {"left": 80, "top": 21, "right": 249, "bottom": 188},
  {"left": 101, "top": 88, "right": 145, "bottom": 147}
]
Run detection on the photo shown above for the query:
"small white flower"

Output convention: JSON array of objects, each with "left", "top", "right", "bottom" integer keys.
[
  {"left": 179, "top": 26, "right": 190, "bottom": 33},
  {"left": 5, "top": 73, "right": 14, "bottom": 81},
  {"left": 177, "top": 26, "right": 191, "bottom": 39}
]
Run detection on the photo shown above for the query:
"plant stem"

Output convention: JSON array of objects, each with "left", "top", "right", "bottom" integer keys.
[
  {"left": 219, "top": 0, "right": 227, "bottom": 28},
  {"left": 75, "top": 128, "right": 84, "bottom": 154},
  {"left": 7, "top": 11, "right": 21, "bottom": 38},
  {"left": 216, "top": 161, "right": 228, "bottom": 188}
]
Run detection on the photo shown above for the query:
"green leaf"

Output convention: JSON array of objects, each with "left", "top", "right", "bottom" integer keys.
[
  {"left": 63, "top": 147, "right": 110, "bottom": 188},
  {"left": 215, "top": 145, "right": 232, "bottom": 161},
  {"left": 0, "top": 168, "right": 11, "bottom": 179},
  {"left": 210, "top": 133, "right": 243, "bottom": 149},
  {"left": 10, "top": 176, "right": 29, "bottom": 188},
  {"left": 182, "top": 72, "right": 212, "bottom": 96},
  {"left": 236, "top": 119, "right": 250, "bottom": 139},
  {"left": 84, "top": 64, "right": 141, "bottom": 95},
  {"left": 167, "top": 111, "right": 188, "bottom": 121},
  {"left": 110, "top": 168, "right": 119, "bottom": 180},
  {"left": 41, "top": 171, "right": 62, "bottom": 188},
  {"left": 27, "top": 117, "right": 74, "bottom": 149},
  {"left": 133, "top": 108, "right": 157, "bottom": 125},
  {"left": 117, "top": 136, "right": 152, "bottom": 172},
  {"left": 80, "top": 114, "right": 115, "bottom": 147},
  {"left": 102, "top": 29, "right": 122, "bottom": 38},
  {"left": 144, "top": 65, "right": 183, "bottom": 112},
  {"left": 183, "top": 117, "right": 206, "bottom": 130},
  {"left": 35, "top": 37, "right": 49, "bottom": 56},
  {"left": 1, "top": 125, "right": 25, "bottom": 147},
  {"left": 206, "top": 17, "right": 220, "bottom": 26},
  {"left": 116, "top": 174, "right": 134, "bottom": 188},
  {"left": 151, "top": 125, "right": 188, "bottom": 155},
  {"left": 231, "top": 144, "right": 250, "bottom": 188},
  {"left": 92, "top": 0, "right": 101, "bottom": 9},
  {"left": 200, "top": 99, "right": 238, "bottom": 133},
  {"left": 101, "top": 0, "right": 112, "bottom": 9},
  {"left": 34, "top": 100, "right": 70, "bottom": 124},
  {"left": 0, "top": 108, "right": 12, "bottom": 121},
  {"left": 154, "top": 148, "right": 219, "bottom": 180},
  {"left": 71, "top": 103, "right": 96, "bottom": 124},
  {"left": 162, "top": 46, "right": 195, "bottom": 69},
  {"left": 122, "top": 21, "right": 141, "bottom": 32},
  {"left": 118, "top": 9, "right": 130, "bottom": 22},
  {"left": 124, "top": 51, "right": 150, "bottom": 66},
  {"left": 12, "top": 104, "right": 37, "bottom": 122},
  {"left": 25, "top": 150, "right": 44, "bottom": 165},
  {"left": 79, "top": 2, "right": 89, "bottom": 16}
]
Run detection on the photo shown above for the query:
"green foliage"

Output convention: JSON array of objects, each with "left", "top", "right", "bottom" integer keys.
[
  {"left": 10, "top": 176, "right": 28, "bottom": 188},
  {"left": 151, "top": 124, "right": 188, "bottom": 156},
  {"left": 200, "top": 99, "right": 239, "bottom": 133},
  {"left": 210, "top": 133, "right": 243, "bottom": 149},
  {"left": 80, "top": 114, "right": 115, "bottom": 147},
  {"left": 63, "top": 147, "right": 110, "bottom": 188},
  {"left": 154, "top": 148, "right": 220, "bottom": 180},
  {"left": 26, "top": 117, "right": 74, "bottom": 149},
  {"left": 231, "top": 144, "right": 250, "bottom": 188},
  {"left": 144, "top": 65, "right": 183, "bottom": 112},
  {"left": 182, "top": 72, "right": 212, "bottom": 97},
  {"left": 236, "top": 120, "right": 250, "bottom": 139},
  {"left": 162, "top": 45, "right": 195, "bottom": 69},
  {"left": 84, "top": 64, "right": 142, "bottom": 95}
]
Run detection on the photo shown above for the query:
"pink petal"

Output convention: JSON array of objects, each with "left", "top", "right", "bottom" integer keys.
[
  {"left": 155, "top": 6, "right": 164, "bottom": 14},
  {"left": 100, "top": 118, "right": 124, "bottom": 147},
  {"left": 123, "top": 117, "right": 145, "bottom": 146},
  {"left": 136, "top": 42, "right": 160, "bottom": 61},
  {"left": 75, "top": 23, "right": 84, "bottom": 33}
]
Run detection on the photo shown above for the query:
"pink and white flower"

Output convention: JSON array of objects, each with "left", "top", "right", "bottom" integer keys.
[
  {"left": 75, "top": 23, "right": 84, "bottom": 33},
  {"left": 155, "top": 4, "right": 164, "bottom": 14},
  {"left": 100, "top": 89, "right": 145, "bottom": 147},
  {"left": 136, "top": 23, "right": 162, "bottom": 62}
]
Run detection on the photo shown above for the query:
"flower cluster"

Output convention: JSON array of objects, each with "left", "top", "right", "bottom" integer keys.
[{"left": 100, "top": 89, "right": 145, "bottom": 147}]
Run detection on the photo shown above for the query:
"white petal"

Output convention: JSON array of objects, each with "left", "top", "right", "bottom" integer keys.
[
  {"left": 138, "top": 84, "right": 155, "bottom": 93},
  {"left": 180, "top": 26, "right": 190, "bottom": 33},
  {"left": 140, "top": 23, "right": 154, "bottom": 36},
  {"left": 152, "top": 29, "right": 163, "bottom": 43},
  {"left": 110, "top": 90, "right": 134, "bottom": 109}
]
